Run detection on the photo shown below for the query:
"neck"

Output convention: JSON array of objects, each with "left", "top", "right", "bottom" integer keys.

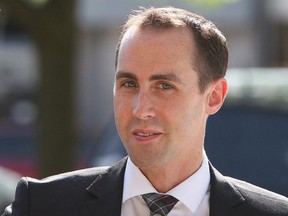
[{"left": 140, "top": 150, "right": 204, "bottom": 193}]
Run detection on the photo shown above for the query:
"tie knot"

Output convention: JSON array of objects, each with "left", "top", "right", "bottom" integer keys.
[{"left": 142, "top": 193, "right": 179, "bottom": 216}]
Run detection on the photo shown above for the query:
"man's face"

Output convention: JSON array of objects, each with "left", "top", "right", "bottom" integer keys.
[{"left": 114, "top": 27, "right": 211, "bottom": 170}]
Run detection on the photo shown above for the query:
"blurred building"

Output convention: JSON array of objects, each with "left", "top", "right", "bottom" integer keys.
[
  {"left": 75, "top": 0, "right": 288, "bottom": 137},
  {"left": 0, "top": 0, "right": 287, "bottom": 137},
  {"left": 0, "top": 0, "right": 288, "bottom": 176}
]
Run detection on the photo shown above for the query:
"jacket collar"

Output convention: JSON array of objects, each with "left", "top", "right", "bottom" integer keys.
[
  {"left": 80, "top": 158, "right": 246, "bottom": 216},
  {"left": 209, "top": 163, "right": 245, "bottom": 216},
  {"left": 81, "top": 157, "right": 127, "bottom": 216}
]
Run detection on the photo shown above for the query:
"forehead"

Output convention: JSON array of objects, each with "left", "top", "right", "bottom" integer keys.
[
  {"left": 117, "top": 27, "right": 196, "bottom": 71},
  {"left": 116, "top": 27, "right": 200, "bottom": 86},
  {"left": 120, "top": 26, "right": 193, "bottom": 48}
]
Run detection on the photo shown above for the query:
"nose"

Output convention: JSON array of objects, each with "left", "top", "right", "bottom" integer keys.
[{"left": 132, "top": 91, "right": 155, "bottom": 120}]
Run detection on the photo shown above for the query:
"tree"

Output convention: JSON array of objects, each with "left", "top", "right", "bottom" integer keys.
[{"left": 0, "top": 0, "right": 76, "bottom": 177}]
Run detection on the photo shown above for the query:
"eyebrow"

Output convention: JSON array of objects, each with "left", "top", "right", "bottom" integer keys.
[
  {"left": 115, "top": 71, "right": 137, "bottom": 80},
  {"left": 149, "top": 73, "right": 183, "bottom": 84},
  {"left": 116, "top": 71, "right": 183, "bottom": 84}
]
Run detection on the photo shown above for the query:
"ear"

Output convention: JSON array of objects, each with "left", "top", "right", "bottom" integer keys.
[{"left": 206, "top": 78, "right": 228, "bottom": 115}]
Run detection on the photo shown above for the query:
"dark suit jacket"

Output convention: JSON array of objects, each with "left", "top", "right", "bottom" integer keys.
[{"left": 2, "top": 157, "right": 288, "bottom": 216}]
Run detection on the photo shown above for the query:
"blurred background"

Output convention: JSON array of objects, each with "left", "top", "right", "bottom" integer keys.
[{"left": 0, "top": 0, "right": 288, "bottom": 211}]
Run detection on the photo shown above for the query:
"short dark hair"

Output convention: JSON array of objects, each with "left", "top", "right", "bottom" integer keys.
[{"left": 115, "top": 7, "right": 228, "bottom": 93}]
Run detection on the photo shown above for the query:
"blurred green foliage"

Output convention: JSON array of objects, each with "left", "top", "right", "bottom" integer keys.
[
  {"left": 183, "top": 0, "right": 238, "bottom": 7},
  {"left": 22, "top": 0, "right": 49, "bottom": 8}
]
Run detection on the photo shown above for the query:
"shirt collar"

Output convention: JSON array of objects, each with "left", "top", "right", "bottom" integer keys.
[{"left": 122, "top": 153, "right": 210, "bottom": 213}]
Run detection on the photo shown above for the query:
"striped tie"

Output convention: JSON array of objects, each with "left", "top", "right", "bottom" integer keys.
[{"left": 142, "top": 193, "right": 179, "bottom": 216}]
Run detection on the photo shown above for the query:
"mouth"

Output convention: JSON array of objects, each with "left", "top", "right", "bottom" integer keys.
[
  {"left": 132, "top": 130, "right": 163, "bottom": 141},
  {"left": 135, "top": 132, "right": 157, "bottom": 137}
]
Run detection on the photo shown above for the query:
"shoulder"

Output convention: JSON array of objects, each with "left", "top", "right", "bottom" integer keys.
[
  {"left": 18, "top": 166, "right": 109, "bottom": 188},
  {"left": 2, "top": 157, "right": 127, "bottom": 216},
  {"left": 40, "top": 166, "right": 110, "bottom": 183},
  {"left": 14, "top": 166, "right": 110, "bottom": 200},
  {"left": 0, "top": 166, "right": 111, "bottom": 216},
  {"left": 209, "top": 164, "right": 288, "bottom": 215},
  {"left": 227, "top": 176, "right": 288, "bottom": 204},
  {"left": 226, "top": 176, "right": 288, "bottom": 214},
  {"left": 17, "top": 156, "right": 128, "bottom": 192},
  {"left": 18, "top": 155, "right": 128, "bottom": 192}
]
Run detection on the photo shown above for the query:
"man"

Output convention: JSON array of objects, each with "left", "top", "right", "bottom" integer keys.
[{"left": 2, "top": 6, "right": 288, "bottom": 216}]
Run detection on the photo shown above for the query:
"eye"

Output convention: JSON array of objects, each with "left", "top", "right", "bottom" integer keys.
[
  {"left": 158, "top": 82, "right": 174, "bottom": 90},
  {"left": 122, "top": 80, "right": 138, "bottom": 88}
]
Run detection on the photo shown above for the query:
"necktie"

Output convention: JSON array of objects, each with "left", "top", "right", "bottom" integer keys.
[{"left": 142, "top": 193, "right": 179, "bottom": 216}]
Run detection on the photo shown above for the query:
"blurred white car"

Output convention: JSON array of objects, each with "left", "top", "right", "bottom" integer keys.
[{"left": 0, "top": 166, "right": 21, "bottom": 213}]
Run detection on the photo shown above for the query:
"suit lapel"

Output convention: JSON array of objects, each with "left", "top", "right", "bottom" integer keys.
[
  {"left": 209, "top": 163, "right": 245, "bottom": 216},
  {"left": 80, "top": 158, "right": 246, "bottom": 216},
  {"left": 81, "top": 157, "right": 127, "bottom": 216}
]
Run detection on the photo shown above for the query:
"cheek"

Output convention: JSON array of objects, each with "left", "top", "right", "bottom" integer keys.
[
  {"left": 171, "top": 99, "right": 204, "bottom": 129},
  {"left": 114, "top": 96, "right": 132, "bottom": 123},
  {"left": 168, "top": 97, "right": 193, "bottom": 116},
  {"left": 114, "top": 93, "right": 126, "bottom": 111},
  {"left": 114, "top": 97, "right": 124, "bottom": 122},
  {"left": 114, "top": 99, "right": 128, "bottom": 140},
  {"left": 157, "top": 99, "right": 191, "bottom": 133}
]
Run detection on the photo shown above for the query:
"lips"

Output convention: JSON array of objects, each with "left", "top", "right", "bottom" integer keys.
[
  {"left": 136, "top": 132, "right": 156, "bottom": 137},
  {"left": 132, "top": 130, "right": 162, "bottom": 141}
]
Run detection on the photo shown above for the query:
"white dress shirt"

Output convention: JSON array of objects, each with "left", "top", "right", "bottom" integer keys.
[{"left": 121, "top": 153, "right": 210, "bottom": 216}]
